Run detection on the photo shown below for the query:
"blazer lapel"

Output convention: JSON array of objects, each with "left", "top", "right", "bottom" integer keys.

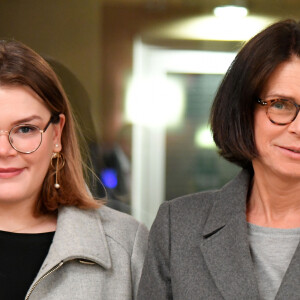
[
  {"left": 275, "top": 241, "right": 300, "bottom": 299},
  {"left": 200, "top": 170, "right": 259, "bottom": 300}
]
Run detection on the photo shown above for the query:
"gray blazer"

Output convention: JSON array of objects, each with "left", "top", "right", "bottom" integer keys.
[
  {"left": 138, "top": 169, "right": 300, "bottom": 300},
  {"left": 25, "top": 205, "right": 148, "bottom": 300}
]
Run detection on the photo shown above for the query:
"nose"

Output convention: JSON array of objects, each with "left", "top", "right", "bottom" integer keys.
[
  {"left": 0, "top": 131, "right": 17, "bottom": 156},
  {"left": 288, "top": 111, "right": 300, "bottom": 135}
]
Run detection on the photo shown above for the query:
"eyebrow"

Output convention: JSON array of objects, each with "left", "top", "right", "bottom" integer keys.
[
  {"left": 11, "top": 115, "right": 44, "bottom": 126},
  {"left": 264, "top": 93, "right": 296, "bottom": 100}
]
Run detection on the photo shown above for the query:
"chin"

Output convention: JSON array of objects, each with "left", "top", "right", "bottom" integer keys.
[
  {"left": 0, "top": 187, "right": 28, "bottom": 204},
  {"left": 0, "top": 196, "right": 23, "bottom": 204},
  {"left": 271, "top": 164, "right": 300, "bottom": 180},
  {"left": 253, "top": 157, "right": 300, "bottom": 180}
]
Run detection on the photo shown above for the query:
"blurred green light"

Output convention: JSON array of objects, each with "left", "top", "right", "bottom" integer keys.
[{"left": 195, "top": 126, "right": 216, "bottom": 149}]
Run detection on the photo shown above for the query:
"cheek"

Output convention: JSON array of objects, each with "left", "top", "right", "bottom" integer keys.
[
  {"left": 254, "top": 109, "right": 274, "bottom": 154},
  {"left": 26, "top": 139, "right": 53, "bottom": 172},
  {"left": 254, "top": 110, "right": 285, "bottom": 156},
  {"left": 253, "top": 110, "right": 266, "bottom": 149}
]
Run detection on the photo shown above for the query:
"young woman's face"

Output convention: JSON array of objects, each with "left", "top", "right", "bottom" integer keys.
[
  {"left": 0, "top": 85, "right": 65, "bottom": 209},
  {"left": 253, "top": 56, "right": 300, "bottom": 179}
]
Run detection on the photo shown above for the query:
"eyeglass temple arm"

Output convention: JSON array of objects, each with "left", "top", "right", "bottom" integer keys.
[{"left": 42, "top": 115, "right": 60, "bottom": 132}]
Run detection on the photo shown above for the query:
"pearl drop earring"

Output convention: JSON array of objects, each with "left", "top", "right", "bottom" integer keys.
[{"left": 51, "top": 152, "right": 65, "bottom": 189}]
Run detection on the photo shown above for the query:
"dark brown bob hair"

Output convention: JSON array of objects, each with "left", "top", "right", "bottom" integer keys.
[
  {"left": 210, "top": 19, "right": 300, "bottom": 169},
  {"left": 0, "top": 39, "right": 99, "bottom": 215}
]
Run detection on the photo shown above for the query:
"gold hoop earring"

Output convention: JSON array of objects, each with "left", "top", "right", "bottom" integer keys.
[{"left": 51, "top": 152, "right": 65, "bottom": 189}]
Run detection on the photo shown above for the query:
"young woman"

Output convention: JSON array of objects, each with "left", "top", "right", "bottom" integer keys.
[
  {"left": 0, "top": 40, "right": 148, "bottom": 300},
  {"left": 138, "top": 19, "right": 300, "bottom": 300}
]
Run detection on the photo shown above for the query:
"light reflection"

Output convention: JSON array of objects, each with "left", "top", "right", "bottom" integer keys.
[
  {"left": 125, "top": 77, "right": 185, "bottom": 127},
  {"left": 213, "top": 6, "right": 248, "bottom": 19},
  {"left": 195, "top": 126, "right": 216, "bottom": 149},
  {"left": 144, "top": 15, "right": 277, "bottom": 42}
]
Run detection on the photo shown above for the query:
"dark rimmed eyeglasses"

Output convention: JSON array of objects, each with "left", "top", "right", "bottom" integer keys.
[
  {"left": 257, "top": 98, "right": 300, "bottom": 125},
  {"left": 0, "top": 115, "right": 60, "bottom": 154}
]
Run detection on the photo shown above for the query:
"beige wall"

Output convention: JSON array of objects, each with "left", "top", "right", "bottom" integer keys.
[{"left": 0, "top": 0, "right": 102, "bottom": 142}]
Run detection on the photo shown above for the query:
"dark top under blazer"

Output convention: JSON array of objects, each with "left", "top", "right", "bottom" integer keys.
[{"left": 137, "top": 169, "right": 300, "bottom": 300}]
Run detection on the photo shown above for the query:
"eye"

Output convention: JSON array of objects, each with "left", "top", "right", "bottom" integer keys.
[
  {"left": 271, "top": 99, "right": 294, "bottom": 111},
  {"left": 13, "top": 125, "right": 39, "bottom": 135},
  {"left": 273, "top": 101, "right": 284, "bottom": 109}
]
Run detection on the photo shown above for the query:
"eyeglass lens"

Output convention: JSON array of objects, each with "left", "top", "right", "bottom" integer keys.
[
  {"left": 9, "top": 125, "right": 42, "bottom": 153},
  {"left": 267, "top": 99, "right": 298, "bottom": 124}
]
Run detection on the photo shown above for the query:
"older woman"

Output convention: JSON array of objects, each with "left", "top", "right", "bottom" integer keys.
[
  {"left": 138, "top": 19, "right": 300, "bottom": 300},
  {"left": 0, "top": 40, "right": 148, "bottom": 300}
]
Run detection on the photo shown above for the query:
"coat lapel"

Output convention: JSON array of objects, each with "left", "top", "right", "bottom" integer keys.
[
  {"left": 200, "top": 169, "right": 260, "bottom": 300},
  {"left": 275, "top": 241, "right": 300, "bottom": 299},
  {"left": 34, "top": 206, "right": 112, "bottom": 280}
]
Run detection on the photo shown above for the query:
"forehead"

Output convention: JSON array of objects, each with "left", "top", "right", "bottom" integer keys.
[
  {"left": 262, "top": 56, "right": 300, "bottom": 98},
  {"left": 0, "top": 85, "right": 50, "bottom": 122}
]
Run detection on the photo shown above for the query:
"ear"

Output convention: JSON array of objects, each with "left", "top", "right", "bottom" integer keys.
[{"left": 52, "top": 113, "right": 65, "bottom": 152}]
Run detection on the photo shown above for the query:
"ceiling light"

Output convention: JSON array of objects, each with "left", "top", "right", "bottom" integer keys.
[{"left": 213, "top": 5, "right": 248, "bottom": 18}]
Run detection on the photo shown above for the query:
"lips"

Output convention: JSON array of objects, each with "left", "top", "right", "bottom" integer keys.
[
  {"left": 289, "top": 149, "right": 300, "bottom": 153},
  {"left": 0, "top": 168, "right": 24, "bottom": 179},
  {"left": 280, "top": 146, "right": 300, "bottom": 153},
  {"left": 275, "top": 145, "right": 300, "bottom": 159}
]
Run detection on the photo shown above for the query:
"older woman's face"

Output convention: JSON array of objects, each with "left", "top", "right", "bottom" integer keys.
[
  {"left": 253, "top": 56, "right": 300, "bottom": 179},
  {"left": 0, "top": 85, "right": 64, "bottom": 210}
]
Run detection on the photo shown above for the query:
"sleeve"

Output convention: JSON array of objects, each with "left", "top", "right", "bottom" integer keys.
[
  {"left": 131, "top": 221, "right": 149, "bottom": 299},
  {"left": 137, "top": 202, "right": 172, "bottom": 300}
]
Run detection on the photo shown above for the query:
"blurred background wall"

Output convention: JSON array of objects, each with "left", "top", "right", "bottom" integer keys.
[
  {"left": 0, "top": 0, "right": 101, "bottom": 142},
  {"left": 0, "top": 0, "right": 299, "bottom": 227}
]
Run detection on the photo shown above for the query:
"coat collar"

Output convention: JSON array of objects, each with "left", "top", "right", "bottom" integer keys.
[
  {"left": 200, "top": 169, "right": 300, "bottom": 299},
  {"left": 202, "top": 169, "right": 251, "bottom": 238},
  {"left": 200, "top": 169, "right": 260, "bottom": 299},
  {"left": 37, "top": 206, "right": 112, "bottom": 276}
]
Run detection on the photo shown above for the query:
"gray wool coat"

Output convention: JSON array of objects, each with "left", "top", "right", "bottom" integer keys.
[
  {"left": 25, "top": 205, "right": 148, "bottom": 300},
  {"left": 137, "top": 169, "right": 300, "bottom": 300}
]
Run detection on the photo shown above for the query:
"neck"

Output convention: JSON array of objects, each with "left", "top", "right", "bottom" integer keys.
[
  {"left": 248, "top": 164, "right": 300, "bottom": 228},
  {"left": 0, "top": 200, "right": 56, "bottom": 233}
]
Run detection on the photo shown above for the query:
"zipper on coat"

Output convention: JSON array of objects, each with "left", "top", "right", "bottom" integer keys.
[{"left": 25, "top": 261, "right": 64, "bottom": 300}]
